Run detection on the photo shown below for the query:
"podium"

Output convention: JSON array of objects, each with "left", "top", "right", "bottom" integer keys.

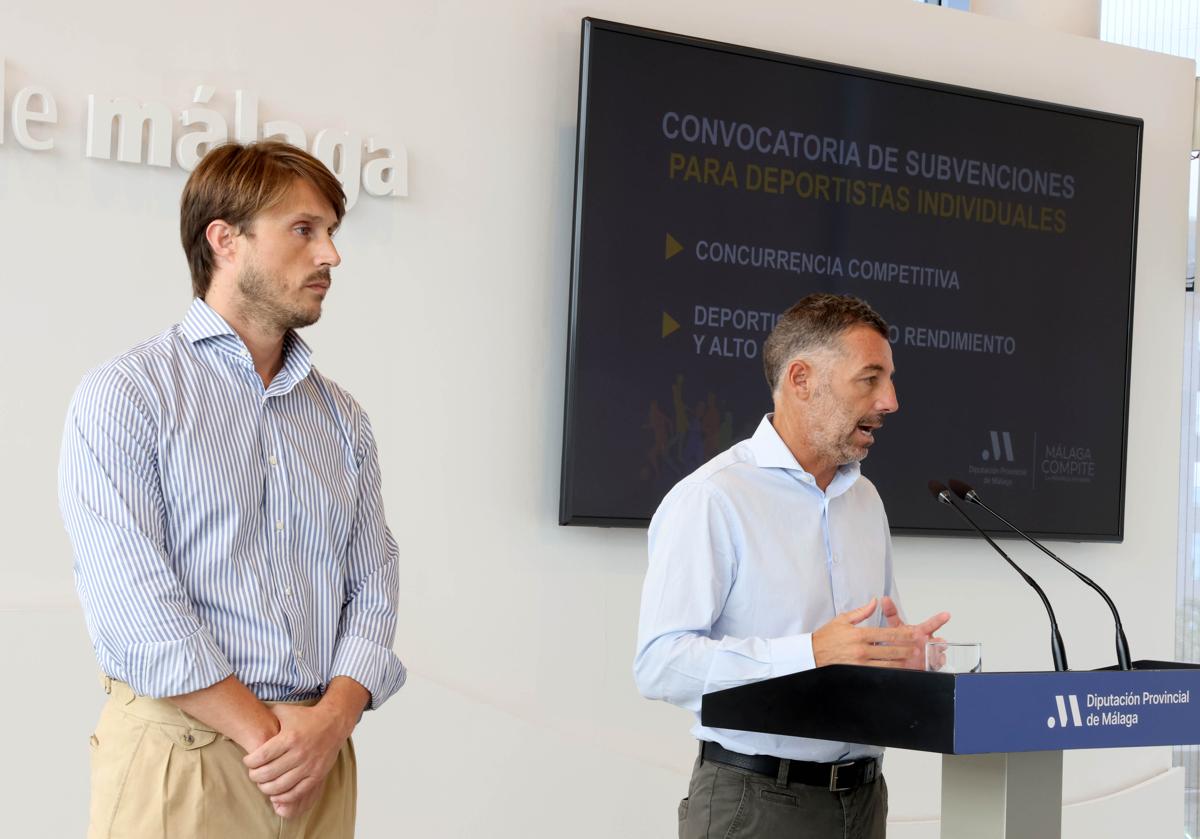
[{"left": 700, "top": 660, "right": 1200, "bottom": 838}]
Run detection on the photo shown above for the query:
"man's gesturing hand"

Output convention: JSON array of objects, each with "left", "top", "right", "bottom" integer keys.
[
  {"left": 243, "top": 703, "right": 352, "bottom": 818},
  {"left": 812, "top": 598, "right": 951, "bottom": 669},
  {"left": 879, "top": 595, "right": 951, "bottom": 669}
]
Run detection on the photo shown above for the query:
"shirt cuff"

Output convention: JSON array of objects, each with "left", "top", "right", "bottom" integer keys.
[
  {"left": 329, "top": 635, "right": 407, "bottom": 710},
  {"left": 124, "top": 629, "right": 235, "bottom": 698},
  {"left": 769, "top": 632, "right": 817, "bottom": 678}
]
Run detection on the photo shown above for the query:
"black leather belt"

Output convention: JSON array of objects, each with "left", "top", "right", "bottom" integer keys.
[{"left": 701, "top": 741, "right": 879, "bottom": 792}]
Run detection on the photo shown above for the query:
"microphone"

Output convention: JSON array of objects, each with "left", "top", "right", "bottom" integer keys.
[
  {"left": 948, "top": 478, "right": 1132, "bottom": 671},
  {"left": 928, "top": 480, "right": 1068, "bottom": 672}
]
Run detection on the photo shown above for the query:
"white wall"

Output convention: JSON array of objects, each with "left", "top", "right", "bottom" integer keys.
[{"left": 0, "top": 1, "right": 1194, "bottom": 836}]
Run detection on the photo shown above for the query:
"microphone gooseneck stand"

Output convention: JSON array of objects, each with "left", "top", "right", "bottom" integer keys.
[
  {"left": 947, "top": 478, "right": 1132, "bottom": 671},
  {"left": 928, "top": 480, "right": 1068, "bottom": 672}
]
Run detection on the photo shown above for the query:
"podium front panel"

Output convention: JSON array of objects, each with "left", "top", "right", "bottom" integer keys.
[{"left": 953, "top": 666, "right": 1200, "bottom": 753}]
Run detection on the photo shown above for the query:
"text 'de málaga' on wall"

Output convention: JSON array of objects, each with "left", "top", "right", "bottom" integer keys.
[{"left": 0, "top": 57, "right": 406, "bottom": 211}]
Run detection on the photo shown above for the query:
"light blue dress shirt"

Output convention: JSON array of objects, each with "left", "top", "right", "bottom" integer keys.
[
  {"left": 634, "top": 414, "right": 898, "bottom": 761},
  {"left": 59, "top": 299, "right": 405, "bottom": 708}
]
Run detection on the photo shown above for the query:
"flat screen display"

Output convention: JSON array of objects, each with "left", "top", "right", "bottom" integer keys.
[{"left": 560, "top": 19, "right": 1142, "bottom": 539}]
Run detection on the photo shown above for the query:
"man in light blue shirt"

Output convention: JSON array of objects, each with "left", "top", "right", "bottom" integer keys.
[
  {"left": 635, "top": 293, "right": 949, "bottom": 839},
  {"left": 59, "top": 142, "right": 403, "bottom": 838}
]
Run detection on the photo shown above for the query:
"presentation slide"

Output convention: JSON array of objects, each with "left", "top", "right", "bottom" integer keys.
[{"left": 561, "top": 20, "right": 1141, "bottom": 538}]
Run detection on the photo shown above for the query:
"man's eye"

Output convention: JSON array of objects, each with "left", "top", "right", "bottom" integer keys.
[{"left": 295, "top": 225, "right": 312, "bottom": 236}]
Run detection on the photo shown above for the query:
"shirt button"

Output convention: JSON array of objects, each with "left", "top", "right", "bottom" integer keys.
[
  {"left": 284, "top": 586, "right": 293, "bottom": 597},
  {"left": 295, "top": 650, "right": 304, "bottom": 660},
  {"left": 268, "top": 455, "right": 278, "bottom": 466},
  {"left": 275, "top": 520, "right": 284, "bottom": 531}
]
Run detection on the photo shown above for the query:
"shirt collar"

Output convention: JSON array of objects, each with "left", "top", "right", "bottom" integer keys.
[
  {"left": 747, "top": 413, "right": 861, "bottom": 493},
  {"left": 180, "top": 297, "right": 313, "bottom": 385},
  {"left": 181, "top": 297, "right": 237, "bottom": 345},
  {"left": 279, "top": 331, "right": 314, "bottom": 385}
]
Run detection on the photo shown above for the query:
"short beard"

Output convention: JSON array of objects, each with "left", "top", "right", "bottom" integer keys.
[
  {"left": 808, "top": 379, "right": 868, "bottom": 466},
  {"left": 236, "top": 263, "right": 323, "bottom": 332}
]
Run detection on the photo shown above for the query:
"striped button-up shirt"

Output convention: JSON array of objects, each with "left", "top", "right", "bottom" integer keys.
[{"left": 58, "top": 299, "right": 405, "bottom": 708}]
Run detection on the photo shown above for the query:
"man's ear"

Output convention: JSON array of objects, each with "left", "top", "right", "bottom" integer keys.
[
  {"left": 204, "top": 219, "right": 239, "bottom": 270},
  {"left": 784, "top": 357, "right": 816, "bottom": 400}
]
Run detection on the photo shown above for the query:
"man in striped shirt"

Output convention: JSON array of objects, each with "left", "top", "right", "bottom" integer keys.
[{"left": 59, "top": 141, "right": 404, "bottom": 838}]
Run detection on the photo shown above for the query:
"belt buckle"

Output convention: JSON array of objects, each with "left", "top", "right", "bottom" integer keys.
[{"left": 829, "top": 761, "right": 855, "bottom": 792}]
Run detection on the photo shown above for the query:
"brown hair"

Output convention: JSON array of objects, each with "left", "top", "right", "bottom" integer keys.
[
  {"left": 180, "top": 141, "right": 346, "bottom": 297},
  {"left": 762, "top": 294, "right": 889, "bottom": 393}
]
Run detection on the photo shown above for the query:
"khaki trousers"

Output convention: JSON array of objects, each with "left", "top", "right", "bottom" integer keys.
[{"left": 87, "top": 676, "right": 356, "bottom": 839}]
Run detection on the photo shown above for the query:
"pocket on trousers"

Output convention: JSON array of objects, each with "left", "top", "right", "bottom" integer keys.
[
  {"left": 88, "top": 708, "right": 151, "bottom": 839},
  {"left": 91, "top": 708, "right": 223, "bottom": 839},
  {"left": 708, "top": 768, "right": 750, "bottom": 839},
  {"left": 758, "top": 788, "right": 799, "bottom": 807}
]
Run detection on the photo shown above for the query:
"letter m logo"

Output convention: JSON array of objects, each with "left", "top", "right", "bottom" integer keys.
[
  {"left": 1049, "top": 694, "right": 1083, "bottom": 729},
  {"left": 984, "top": 430, "right": 1016, "bottom": 463}
]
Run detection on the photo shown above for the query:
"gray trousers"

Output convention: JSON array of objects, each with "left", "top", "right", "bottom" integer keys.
[{"left": 678, "top": 755, "right": 887, "bottom": 839}]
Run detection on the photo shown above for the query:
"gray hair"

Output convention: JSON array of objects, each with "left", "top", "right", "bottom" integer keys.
[{"left": 762, "top": 294, "right": 889, "bottom": 393}]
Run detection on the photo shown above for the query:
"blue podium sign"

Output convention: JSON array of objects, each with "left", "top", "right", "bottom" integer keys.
[{"left": 953, "top": 666, "right": 1200, "bottom": 753}]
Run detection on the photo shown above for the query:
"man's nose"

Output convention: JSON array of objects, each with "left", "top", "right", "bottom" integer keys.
[
  {"left": 318, "top": 237, "right": 341, "bottom": 268},
  {"left": 878, "top": 381, "right": 899, "bottom": 414}
]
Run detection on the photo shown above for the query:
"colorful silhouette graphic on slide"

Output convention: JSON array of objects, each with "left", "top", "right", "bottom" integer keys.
[{"left": 640, "top": 374, "right": 755, "bottom": 486}]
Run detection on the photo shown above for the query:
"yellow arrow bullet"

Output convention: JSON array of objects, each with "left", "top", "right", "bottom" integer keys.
[
  {"left": 665, "top": 233, "right": 684, "bottom": 260},
  {"left": 662, "top": 311, "right": 680, "bottom": 338}
]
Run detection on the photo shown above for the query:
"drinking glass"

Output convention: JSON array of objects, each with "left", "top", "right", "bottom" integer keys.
[{"left": 925, "top": 641, "right": 982, "bottom": 673}]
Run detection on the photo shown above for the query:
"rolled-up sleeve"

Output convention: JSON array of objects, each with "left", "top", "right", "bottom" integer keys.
[
  {"left": 58, "top": 365, "right": 234, "bottom": 697},
  {"left": 329, "top": 410, "right": 406, "bottom": 710}
]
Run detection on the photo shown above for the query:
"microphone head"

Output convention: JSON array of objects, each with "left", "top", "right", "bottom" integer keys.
[
  {"left": 948, "top": 479, "right": 978, "bottom": 502},
  {"left": 927, "top": 480, "right": 952, "bottom": 503}
]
